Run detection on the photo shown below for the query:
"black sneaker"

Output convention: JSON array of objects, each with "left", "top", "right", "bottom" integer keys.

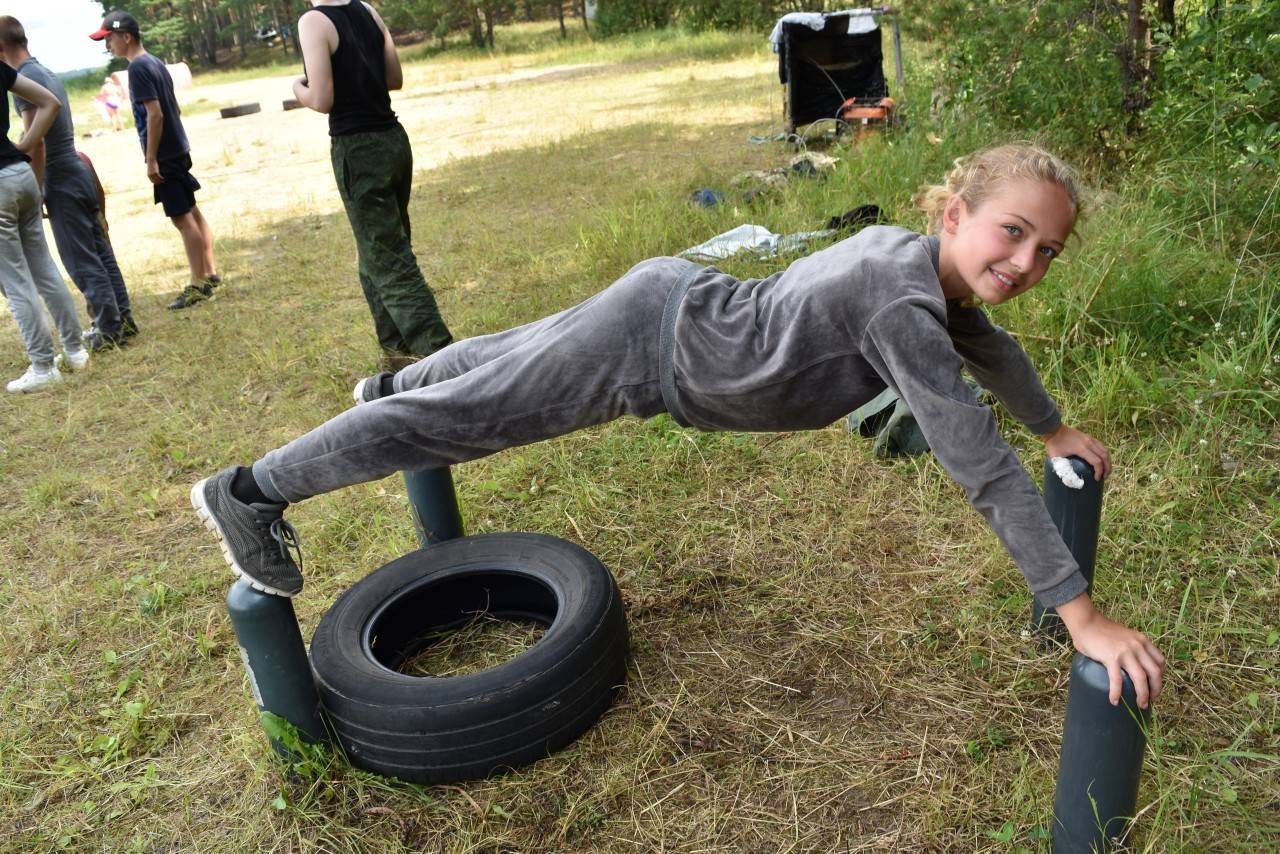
[
  {"left": 191, "top": 467, "right": 304, "bottom": 597},
  {"left": 168, "top": 284, "right": 210, "bottom": 310},
  {"left": 84, "top": 327, "right": 126, "bottom": 352},
  {"left": 352, "top": 371, "right": 395, "bottom": 405},
  {"left": 204, "top": 274, "right": 222, "bottom": 290},
  {"left": 121, "top": 312, "right": 139, "bottom": 338}
]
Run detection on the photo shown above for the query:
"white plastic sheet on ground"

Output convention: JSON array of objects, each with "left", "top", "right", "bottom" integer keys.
[{"left": 679, "top": 224, "right": 836, "bottom": 261}]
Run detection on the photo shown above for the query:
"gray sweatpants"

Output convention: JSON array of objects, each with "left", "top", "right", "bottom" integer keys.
[
  {"left": 254, "top": 257, "right": 695, "bottom": 503},
  {"left": 0, "top": 163, "right": 83, "bottom": 368}
]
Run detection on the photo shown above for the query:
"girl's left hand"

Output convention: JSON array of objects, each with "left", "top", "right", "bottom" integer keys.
[{"left": 1042, "top": 424, "right": 1111, "bottom": 480}]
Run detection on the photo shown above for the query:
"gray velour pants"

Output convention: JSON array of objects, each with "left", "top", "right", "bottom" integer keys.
[
  {"left": 255, "top": 257, "right": 693, "bottom": 503},
  {"left": 44, "top": 163, "right": 131, "bottom": 336},
  {"left": 0, "top": 163, "right": 83, "bottom": 368}
]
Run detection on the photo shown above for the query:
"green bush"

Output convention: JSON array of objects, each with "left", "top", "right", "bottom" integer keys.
[
  {"left": 1142, "top": 2, "right": 1280, "bottom": 233},
  {"left": 594, "top": 0, "right": 680, "bottom": 36}
]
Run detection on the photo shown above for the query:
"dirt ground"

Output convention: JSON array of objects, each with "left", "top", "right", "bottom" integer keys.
[{"left": 71, "top": 54, "right": 778, "bottom": 296}]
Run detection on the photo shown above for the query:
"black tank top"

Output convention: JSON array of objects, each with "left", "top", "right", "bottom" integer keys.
[{"left": 307, "top": 1, "right": 398, "bottom": 136}]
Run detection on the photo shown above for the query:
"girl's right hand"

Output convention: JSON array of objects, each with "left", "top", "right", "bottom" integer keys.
[{"left": 1056, "top": 593, "right": 1166, "bottom": 709}]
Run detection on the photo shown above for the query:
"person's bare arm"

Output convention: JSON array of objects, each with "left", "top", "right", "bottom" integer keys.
[
  {"left": 10, "top": 75, "right": 59, "bottom": 156},
  {"left": 18, "top": 108, "right": 45, "bottom": 190},
  {"left": 143, "top": 100, "right": 164, "bottom": 184},
  {"left": 1057, "top": 593, "right": 1165, "bottom": 709},
  {"left": 1042, "top": 424, "right": 1113, "bottom": 480},
  {"left": 365, "top": 2, "right": 402, "bottom": 90},
  {"left": 293, "top": 10, "right": 337, "bottom": 112}
]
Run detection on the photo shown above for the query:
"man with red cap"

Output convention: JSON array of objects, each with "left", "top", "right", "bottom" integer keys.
[{"left": 91, "top": 10, "right": 222, "bottom": 310}]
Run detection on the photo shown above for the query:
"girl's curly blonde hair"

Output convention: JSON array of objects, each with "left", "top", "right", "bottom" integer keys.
[{"left": 914, "top": 143, "right": 1087, "bottom": 236}]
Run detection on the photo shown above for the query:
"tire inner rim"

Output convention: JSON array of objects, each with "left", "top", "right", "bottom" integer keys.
[{"left": 363, "top": 569, "right": 560, "bottom": 676}]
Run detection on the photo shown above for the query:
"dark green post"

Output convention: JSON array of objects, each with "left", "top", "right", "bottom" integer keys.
[
  {"left": 1033, "top": 456, "right": 1104, "bottom": 641},
  {"left": 403, "top": 467, "right": 465, "bottom": 546},
  {"left": 1052, "top": 653, "right": 1150, "bottom": 852},
  {"left": 226, "top": 581, "right": 328, "bottom": 760}
]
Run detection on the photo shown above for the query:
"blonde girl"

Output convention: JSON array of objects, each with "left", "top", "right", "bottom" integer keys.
[{"left": 192, "top": 143, "right": 1166, "bottom": 709}]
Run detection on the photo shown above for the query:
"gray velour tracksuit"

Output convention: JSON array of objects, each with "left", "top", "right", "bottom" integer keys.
[{"left": 253, "top": 226, "right": 1088, "bottom": 608}]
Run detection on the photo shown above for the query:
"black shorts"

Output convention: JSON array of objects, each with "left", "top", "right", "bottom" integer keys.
[{"left": 153, "top": 153, "right": 201, "bottom": 217}]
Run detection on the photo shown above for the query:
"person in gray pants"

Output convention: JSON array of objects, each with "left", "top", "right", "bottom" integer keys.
[
  {"left": 1, "top": 17, "right": 135, "bottom": 350},
  {"left": 192, "top": 144, "right": 1165, "bottom": 710},
  {"left": 0, "top": 55, "right": 85, "bottom": 392}
]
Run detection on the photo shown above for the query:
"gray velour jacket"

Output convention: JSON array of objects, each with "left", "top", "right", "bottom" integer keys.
[{"left": 668, "top": 225, "right": 1089, "bottom": 608}]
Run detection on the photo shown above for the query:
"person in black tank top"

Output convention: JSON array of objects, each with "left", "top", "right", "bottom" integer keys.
[{"left": 292, "top": 1, "right": 452, "bottom": 368}]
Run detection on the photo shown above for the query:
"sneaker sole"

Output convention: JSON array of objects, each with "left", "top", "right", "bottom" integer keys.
[{"left": 190, "top": 478, "right": 298, "bottom": 598}]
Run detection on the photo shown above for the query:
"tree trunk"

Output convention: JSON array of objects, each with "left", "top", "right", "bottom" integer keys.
[
  {"left": 580, "top": 0, "right": 589, "bottom": 31},
  {"left": 485, "top": 2, "right": 495, "bottom": 48},
  {"left": 1157, "top": 0, "right": 1175, "bottom": 32},
  {"left": 555, "top": 0, "right": 566, "bottom": 37},
  {"left": 470, "top": 8, "right": 485, "bottom": 47},
  {"left": 204, "top": 0, "right": 220, "bottom": 66},
  {"left": 234, "top": 5, "right": 249, "bottom": 60},
  {"left": 1118, "top": 0, "right": 1150, "bottom": 131},
  {"left": 286, "top": 0, "right": 304, "bottom": 55}
]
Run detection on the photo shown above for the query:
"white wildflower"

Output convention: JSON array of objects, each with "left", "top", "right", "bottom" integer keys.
[
  {"left": 1227, "top": 568, "right": 1237, "bottom": 579},
  {"left": 1200, "top": 438, "right": 1208, "bottom": 445},
  {"left": 1177, "top": 300, "right": 1187, "bottom": 307},
  {"left": 1235, "top": 365, "right": 1243, "bottom": 373}
]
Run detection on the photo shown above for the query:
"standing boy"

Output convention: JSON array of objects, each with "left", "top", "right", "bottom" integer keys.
[
  {"left": 291, "top": 0, "right": 452, "bottom": 369},
  {"left": 1, "top": 16, "right": 136, "bottom": 349},
  {"left": 90, "top": 10, "right": 220, "bottom": 311}
]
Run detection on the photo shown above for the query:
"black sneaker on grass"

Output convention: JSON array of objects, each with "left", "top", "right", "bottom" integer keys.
[
  {"left": 84, "top": 327, "right": 126, "bottom": 352},
  {"left": 352, "top": 371, "right": 395, "bottom": 405},
  {"left": 191, "top": 467, "right": 304, "bottom": 597},
  {"left": 121, "top": 311, "right": 139, "bottom": 338},
  {"left": 204, "top": 274, "right": 222, "bottom": 290},
  {"left": 168, "top": 284, "right": 210, "bottom": 310}
]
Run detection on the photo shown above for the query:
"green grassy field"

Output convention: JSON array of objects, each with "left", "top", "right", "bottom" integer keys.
[{"left": 1, "top": 25, "right": 1276, "bottom": 853}]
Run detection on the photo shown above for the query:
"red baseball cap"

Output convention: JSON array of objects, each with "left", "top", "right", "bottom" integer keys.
[{"left": 89, "top": 10, "right": 141, "bottom": 40}]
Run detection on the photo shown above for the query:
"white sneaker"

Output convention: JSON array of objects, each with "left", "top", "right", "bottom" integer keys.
[
  {"left": 58, "top": 348, "right": 90, "bottom": 371},
  {"left": 6, "top": 364, "right": 62, "bottom": 393}
]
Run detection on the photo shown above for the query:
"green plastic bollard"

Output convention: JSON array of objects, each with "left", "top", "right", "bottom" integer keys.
[
  {"left": 1033, "top": 455, "right": 1104, "bottom": 641},
  {"left": 403, "top": 467, "right": 465, "bottom": 546},
  {"left": 1052, "top": 653, "right": 1150, "bottom": 853},
  {"left": 226, "top": 580, "right": 328, "bottom": 761}
]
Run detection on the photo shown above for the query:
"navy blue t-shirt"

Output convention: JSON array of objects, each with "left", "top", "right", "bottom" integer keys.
[
  {"left": 127, "top": 52, "right": 189, "bottom": 159},
  {"left": 0, "top": 62, "right": 30, "bottom": 170}
]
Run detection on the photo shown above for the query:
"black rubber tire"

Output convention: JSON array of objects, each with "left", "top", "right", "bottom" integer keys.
[
  {"left": 282, "top": 98, "right": 303, "bottom": 111},
  {"left": 219, "top": 102, "right": 261, "bottom": 119},
  {"left": 310, "top": 532, "right": 628, "bottom": 783}
]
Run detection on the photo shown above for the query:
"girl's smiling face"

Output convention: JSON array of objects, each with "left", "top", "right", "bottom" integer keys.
[{"left": 938, "top": 178, "right": 1075, "bottom": 304}]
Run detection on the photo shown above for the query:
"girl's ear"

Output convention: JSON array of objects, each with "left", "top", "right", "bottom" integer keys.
[{"left": 942, "top": 195, "right": 965, "bottom": 234}]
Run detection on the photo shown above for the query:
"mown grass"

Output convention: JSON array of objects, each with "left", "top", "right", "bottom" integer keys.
[{"left": 1, "top": 23, "right": 1277, "bottom": 854}]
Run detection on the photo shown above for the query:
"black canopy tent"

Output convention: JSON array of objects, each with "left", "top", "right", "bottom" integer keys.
[{"left": 774, "top": 9, "right": 905, "bottom": 134}]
